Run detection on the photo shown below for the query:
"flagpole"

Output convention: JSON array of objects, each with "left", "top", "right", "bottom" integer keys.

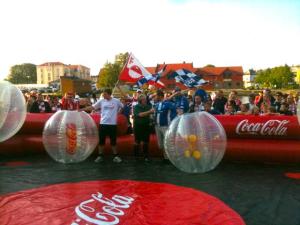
[{"left": 112, "top": 52, "right": 131, "bottom": 98}]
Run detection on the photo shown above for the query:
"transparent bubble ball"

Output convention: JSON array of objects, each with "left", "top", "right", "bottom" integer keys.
[
  {"left": 43, "top": 110, "right": 99, "bottom": 163},
  {"left": 297, "top": 100, "right": 300, "bottom": 125},
  {"left": 0, "top": 81, "right": 26, "bottom": 142},
  {"left": 164, "top": 111, "right": 227, "bottom": 173}
]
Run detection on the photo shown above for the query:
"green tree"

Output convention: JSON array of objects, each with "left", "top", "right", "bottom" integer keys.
[
  {"left": 271, "top": 65, "right": 295, "bottom": 88},
  {"left": 7, "top": 63, "right": 37, "bottom": 84},
  {"left": 97, "top": 52, "right": 129, "bottom": 88},
  {"left": 254, "top": 65, "right": 294, "bottom": 89},
  {"left": 255, "top": 68, "right": 272, "bottom": 87}
]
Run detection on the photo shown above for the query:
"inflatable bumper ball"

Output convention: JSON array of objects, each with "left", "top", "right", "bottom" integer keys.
[
  {"left": 0, "top": 81, "right": 26, "bottom": 142},
  {"left": 164, "top": 112, "right": 227, "bottom": 173},
  {"left": 43, "top": 111, "right": 99, "bottom": 163}
]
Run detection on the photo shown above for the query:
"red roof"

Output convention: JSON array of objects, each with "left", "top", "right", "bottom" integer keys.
[
  {"left": 157, "top": 63, "right": 195, "bottom": 75},
  {"left": 68, "top": 64, "right": 90, "bottom": 69},
  {"left": 197, "top": 66, "right": 243, "bottom": 76},
  {"left": 145, "top": 67, "right": 156, "bottom": 74},
  {"left": 39, "top": 62, "right": 65, "bottom": 66}
]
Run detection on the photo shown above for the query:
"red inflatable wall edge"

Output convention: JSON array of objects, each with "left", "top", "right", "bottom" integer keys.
[{"left": 1, "top": 113, "right": 300, "bottom": 163}]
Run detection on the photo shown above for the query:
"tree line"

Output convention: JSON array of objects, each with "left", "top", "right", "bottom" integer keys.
[{"left": 254, "top": 65, "right": 297, "bottom": 89}]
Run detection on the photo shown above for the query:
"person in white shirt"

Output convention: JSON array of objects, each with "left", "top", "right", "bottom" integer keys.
[{"left": 81, "top": 88, "right": 123, "bottom": 163}]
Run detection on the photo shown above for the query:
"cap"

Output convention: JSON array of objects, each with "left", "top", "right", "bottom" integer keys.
[{"left": 136, "top": 89, "right": 142, "bottom": 93}]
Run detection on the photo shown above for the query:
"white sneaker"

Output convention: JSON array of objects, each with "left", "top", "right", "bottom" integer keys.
[
  {"left": 95, "top": 155, "right": 104, "bottom": 163},
  {"left": 113, "top": 156, "right": 122, "bottom": 163}
]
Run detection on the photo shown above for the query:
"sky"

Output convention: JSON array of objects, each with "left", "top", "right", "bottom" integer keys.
[{"left": 0, "top": 0, "right": 300, "bottom": 80}]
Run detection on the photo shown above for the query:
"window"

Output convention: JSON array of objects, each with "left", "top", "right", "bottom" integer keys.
[{"left": 223, "top": 70, "right": 232, "bottom": 79}]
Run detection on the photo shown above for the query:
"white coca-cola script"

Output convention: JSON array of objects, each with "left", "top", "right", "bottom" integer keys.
[
  {"left": 236, "top": 119, "right": 289, "bottom": 136},
  {"left": 71, "top": 192, "right": 135, "bottom": 225}
]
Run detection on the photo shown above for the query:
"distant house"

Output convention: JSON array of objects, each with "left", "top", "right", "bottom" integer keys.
[
  {"left": 36, "top": 62, "right": 91, "bottom": 85},
  {"left": 243, "top": 69, "right": 257, "bottom": 88},
  {"left": 195, "top": 66, "right": 244, "bottom": 90},
  {"left": 146, "top": 63, "right": 243, "bottom": 90},
  {"left": 291, "top": 66, "right": 300, "bottom": 85}
]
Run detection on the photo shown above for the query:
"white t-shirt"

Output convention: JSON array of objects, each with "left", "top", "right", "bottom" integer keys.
[{"left": 93, "top": 98, "right": 123, "bottom": 125}]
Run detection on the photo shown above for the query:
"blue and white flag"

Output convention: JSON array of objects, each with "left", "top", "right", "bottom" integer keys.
[
  {"left": 136, "top": 65, "right": 167, "bottom": 88},
  {"left": 170, "top": 69, "right": 207, "bottom": 88}
]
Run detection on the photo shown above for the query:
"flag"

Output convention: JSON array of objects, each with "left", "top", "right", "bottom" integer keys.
[
  {"left": 119, "top": 53, "right": 165, "bottom": 88},
  {"left": 169, "top": 69, "right": 208, "bottom": 88},
  {"left": 136, "top": 64, "right": 166, "bottom": 88},
  {"left": 119, "top": 53, "right": 152, "bottom": 82}
]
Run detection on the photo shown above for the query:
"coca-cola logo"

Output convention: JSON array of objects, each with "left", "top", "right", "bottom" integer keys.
[
  {"left": 71, "top": 192, "right": 134, "bottom": 225},
  {"left": 66, "top": 123, "right": 77, "bottom": 154},
  {"left": 236, "top": 119, "right": 289, "bottom": 136},
  {"left": 0, "top": 180, "right": 245, "bottom": 225}
]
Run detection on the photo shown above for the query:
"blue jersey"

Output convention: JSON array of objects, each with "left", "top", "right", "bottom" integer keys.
[
  {"left": 154, "top": 100, "right": 176, "bottom": 126},
  {"left": 174, "top": 96, "right": 189, "bottom": 113}
]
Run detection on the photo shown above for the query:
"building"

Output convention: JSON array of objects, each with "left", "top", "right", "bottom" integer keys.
[
  {"left": 90, "top": 75, "right": 99, "bottom": 83},
  {"left": 291, "top": 65, "right": 300, "bottom": 85},
  {"left": 195, "top": 66, "right": 244, "bottom": 89},
  {"left": 146, "top": 63, "right": 244, "bottom": 90},
  {"left": 36, "top": 62, "right": 91, "bottom": 85},
  {"left": 243, "top": 69, "right": 257, "bottom": 88}
]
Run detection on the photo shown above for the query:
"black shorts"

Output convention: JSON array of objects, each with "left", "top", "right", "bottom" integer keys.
[
  {"left": 99, "top": 124, "right": 117, "bottom": 146},
  {"left": 133, "top": 123, "right": 150, "bottom": 143}
]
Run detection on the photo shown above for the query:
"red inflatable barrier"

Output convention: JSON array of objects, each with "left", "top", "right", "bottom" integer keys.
[
  {"left": 18, "top": 113, "right": 128, "bottom": 136},
  {"left": 1, "top": 134, "right": 300, "bottom": 163},
  {"left": 1, "top": 113, "right": 300, "bottom": 163},
  {"left": 215, "top": 115, "right": 300, "bottom": 140}
]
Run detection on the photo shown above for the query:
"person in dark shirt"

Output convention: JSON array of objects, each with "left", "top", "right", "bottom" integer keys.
[
  {"left": 212, "top": 90, "right": 227, "bottom": 114},
  {"left": 133, "top": 94, "right": 154, "bottom": 161},
  {"left": 203, "top": 101, "right": 220, "bottom": 115},
  {"left": 30, "top": 93, "right": 51, "bottom": 113}
]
